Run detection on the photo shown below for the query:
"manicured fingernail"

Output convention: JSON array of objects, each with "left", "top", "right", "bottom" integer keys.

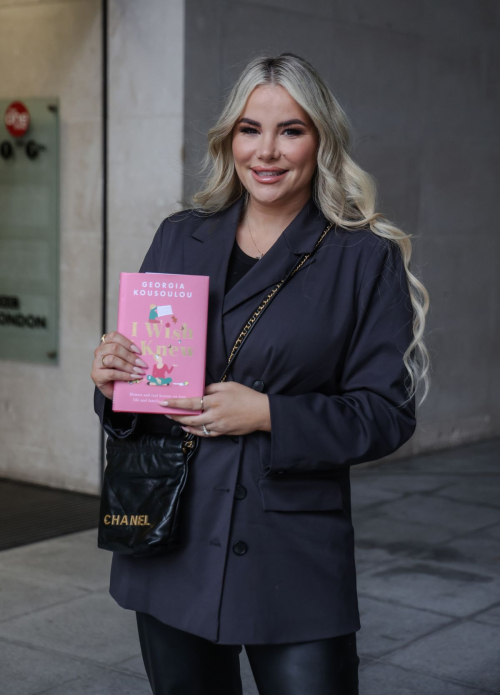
[
  {"left": 135, "top": 358, "right": 148, "bottom": 368},
  {"left": 133, "top": 366, "right": 145, "bottom": 374},
  {"left": 130, "top": 344, "right": 141, "bottom": 353},
  {"left": 165, "top": 415, "right": 172, "bottom": 419},
  {"left": 158, "top": 401, "right": 169, "bottom": 406},
  {"left": 181, "top": 426, "right": 189, "bottom": 431}
]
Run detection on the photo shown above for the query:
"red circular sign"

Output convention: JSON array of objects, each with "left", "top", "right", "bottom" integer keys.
[{"left": 4, "top": 101, "right": 30, "bottom": 138}]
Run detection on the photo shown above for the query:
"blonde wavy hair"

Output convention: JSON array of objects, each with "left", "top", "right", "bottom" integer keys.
[{"left": 183, "top": 52, "right": 430, "bottom": 406}]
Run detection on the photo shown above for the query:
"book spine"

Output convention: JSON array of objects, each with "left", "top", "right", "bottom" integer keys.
[{"left": 200, "top": 279, "right": 209, "bottom": 385}]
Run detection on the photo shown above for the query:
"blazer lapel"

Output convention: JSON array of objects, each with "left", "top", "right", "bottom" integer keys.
[
  {"left": 183, "top": 193, "right": 331, "bottom": 383},
  {"left": 222, "top": 195, "right": 331, "bottom": 316}
]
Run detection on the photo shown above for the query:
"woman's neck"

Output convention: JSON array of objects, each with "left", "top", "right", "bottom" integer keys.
[{"left": 242, "top": 191, "right": 311, "bottom": 236}]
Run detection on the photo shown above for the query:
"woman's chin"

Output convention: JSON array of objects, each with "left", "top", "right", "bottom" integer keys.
[{"left": 247, "top": 182, "right": 291, "bottom": 204}]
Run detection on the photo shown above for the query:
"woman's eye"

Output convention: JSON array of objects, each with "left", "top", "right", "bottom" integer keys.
[
  {"left": 239, "top": 126, "right": 259, "bottom": 134},
  {"left": 283, "top": 128, "right": 303, "bottom": 136}
]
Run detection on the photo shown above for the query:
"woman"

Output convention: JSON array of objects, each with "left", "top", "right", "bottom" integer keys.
[
  {"left": 91, "top": 53, "right": 429, "bottom": 695},
  {"left": 148, "top": 354, "right": 173, "bottom": 386}
]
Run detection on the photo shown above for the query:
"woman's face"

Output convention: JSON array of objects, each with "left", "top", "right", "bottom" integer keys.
[{"left": 232, "top": 84, "right": 319, "bottom": 207}]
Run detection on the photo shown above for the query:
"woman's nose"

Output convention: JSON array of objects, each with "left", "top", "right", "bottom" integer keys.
[{"left": 256, "top": 134, "right": 280, "bottom": 160}]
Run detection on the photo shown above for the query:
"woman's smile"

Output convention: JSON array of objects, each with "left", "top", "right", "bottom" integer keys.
[{"left": 250, "top": 166, "right": 289, "bottom": 184}]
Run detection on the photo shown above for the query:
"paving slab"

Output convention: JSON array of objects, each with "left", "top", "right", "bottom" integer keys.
[
  {"left": 355, "top": 512, "right": 455, "bottom": 551},
  {"left": 35, "top": 668, "right": 151, "bottom": 695},
  {"left": 0, "top": 529, "right": 111, "bottom": 593},
  {"left": 350, "top": 481, "right": 405, "bottom": 510},
  {"left": 473, "top": 603, "right": 500, "bottom": 628},
  {"left": 0, "top": 637, "right": 106, "bottom": 695},
  {"left": 0, "top": 591, "right": 143, "bottom": 666},
  {"left": 414, "top": 525, "right": 500, "bottom": 578},
  {"left": 112, "top": 653, "right": 148, "bottom": 678},
  {"left": 352, "top": 472, "right": 458, "bottom": 497},
  {"left": 354, "top": 513, "right": 459, "bottom": 559},
  {"left": 359, "top": 660, "right": 490, "bottom": 694},
  {"left": 353, "top": 494, "right": 500, "bottom": 558},
  {"left": 356, "top": 522, "right": 500, "bottom": 576},
  {"left": 358, "top": 558, "right": 499, "bottom": 618},
  {"left": 0, "top": 565, "right": 87, "bottom": 623},
  {"left": 356, "top": 594, "right": 453, "bottom": 658},
  {"left": 430, "top": 477, "right": 500, "bottom": 509},
  {"left": 357, "top": 493, "right": 500, "bottom": 541},
  {"left": 385, "top": 620, "right": 500, "bottom": 693},
  {"left": 354, "top": 545, "right": 398, "bottom": 574}
]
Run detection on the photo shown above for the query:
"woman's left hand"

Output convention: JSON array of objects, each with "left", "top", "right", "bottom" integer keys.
[{"left": 157, "top": 382, "right": 271, "bottom": 437}]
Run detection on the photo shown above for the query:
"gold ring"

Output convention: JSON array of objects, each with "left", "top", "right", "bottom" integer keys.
[
  {"left": 200, "top": 397, "right": 204, "bottom": 411},
  {"left": 101, "top": 355, "right": 107, "bottom": 368},
  {"left": 101, "top": 333, "right": 107, "bottom": 344}
]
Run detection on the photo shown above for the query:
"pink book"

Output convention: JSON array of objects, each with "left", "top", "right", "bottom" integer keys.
[{"left": 112, "top": 272, "right": 210, "bottom": 415}]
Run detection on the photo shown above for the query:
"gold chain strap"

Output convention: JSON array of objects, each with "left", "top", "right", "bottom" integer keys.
[{"left": 220, "top": 221, "right": 334, "bottom": 383}]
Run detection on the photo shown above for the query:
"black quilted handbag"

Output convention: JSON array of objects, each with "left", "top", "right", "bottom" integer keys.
[{"left": 97, "top": 221, "right": 333, "bottom": 557}]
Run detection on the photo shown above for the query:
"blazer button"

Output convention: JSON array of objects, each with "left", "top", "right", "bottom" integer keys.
[
  {"left": 234, "top": 484, "right": 247, "bottom": 500},
  {"left": 233, "top": 540, "right": 248, "bottom": 555},
  {"left": 171, "top": 424, "right": 183, "bottom": 437},
  {"left": 252, "top": 380, "right": 265, "bottom": 392}
]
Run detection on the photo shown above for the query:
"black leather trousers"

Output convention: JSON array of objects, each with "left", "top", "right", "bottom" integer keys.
[{"left": 136, "top": 611, "right": 360, "bottom": 695}]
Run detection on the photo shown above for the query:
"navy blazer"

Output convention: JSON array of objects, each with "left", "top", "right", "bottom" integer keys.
[{"left": 94, "top": 194, "right": 416, "bottom": 645}]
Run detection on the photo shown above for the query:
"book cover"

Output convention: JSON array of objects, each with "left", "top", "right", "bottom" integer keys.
[{"left": 111, "top": 272, "right": 210, "bottom": 415}]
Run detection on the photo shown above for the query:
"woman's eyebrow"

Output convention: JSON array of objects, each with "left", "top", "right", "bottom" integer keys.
[{"left": 238, "top": 117, "right": 307, "bottom": 128}]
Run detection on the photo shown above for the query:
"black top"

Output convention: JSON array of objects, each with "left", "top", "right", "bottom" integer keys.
[
  {"left": 225, "top": 240, "right": 260, "bottom": 293},
  {"left": 134, "top": 241, "right": 259, "bottom": 433}
]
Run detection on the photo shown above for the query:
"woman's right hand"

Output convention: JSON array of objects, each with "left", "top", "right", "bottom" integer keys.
[{"left": 91, "top": 331, "right": 148, "bottom": 401}]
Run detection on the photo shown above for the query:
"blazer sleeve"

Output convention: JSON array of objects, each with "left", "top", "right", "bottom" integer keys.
[
  {"left": 93, "top": 219, "right": 166, "bottom": 438},
  {"left": 265, "top": 238, "right": 417, "bottom": 474}
]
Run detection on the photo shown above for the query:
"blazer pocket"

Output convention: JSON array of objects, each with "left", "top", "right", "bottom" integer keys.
[{"left": 258, "top": 477, "right": 343, "bottom": 512}]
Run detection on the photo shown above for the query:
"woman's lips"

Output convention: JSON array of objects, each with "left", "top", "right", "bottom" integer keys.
[{"left": 250, "top": 169, "right": 289, "bottom": 184}]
